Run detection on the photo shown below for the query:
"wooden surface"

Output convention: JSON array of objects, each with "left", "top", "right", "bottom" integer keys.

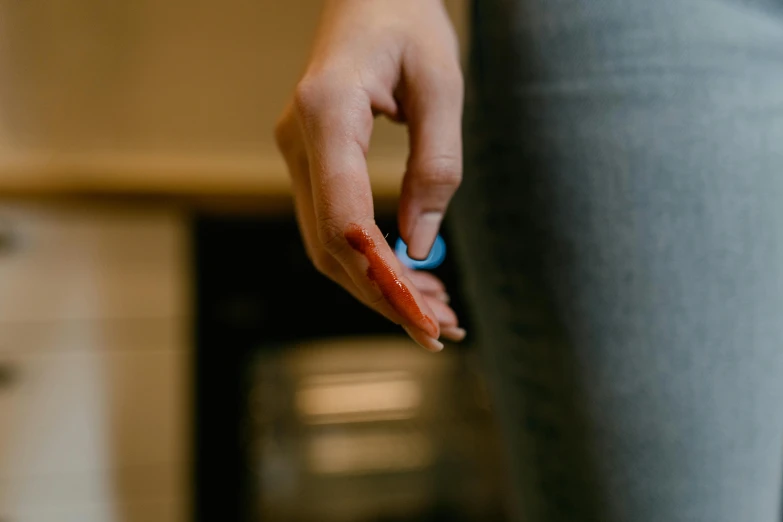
[{"left": 0, "top": 0, "right": 467, "bottom": 198}]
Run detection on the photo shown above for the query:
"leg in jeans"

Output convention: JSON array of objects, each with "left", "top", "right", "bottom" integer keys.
[{"left": 450, "top": 1, "right": 783, "bottom": 520}]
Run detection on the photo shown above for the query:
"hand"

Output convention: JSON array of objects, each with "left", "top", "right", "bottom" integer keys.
[{"left": 275, "top": 0, "right": 465, "bottom": 351}]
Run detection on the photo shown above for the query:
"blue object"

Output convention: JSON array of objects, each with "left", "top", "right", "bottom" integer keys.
[{"left": 395, "top": 234, "right": 446, "bottom": 270}]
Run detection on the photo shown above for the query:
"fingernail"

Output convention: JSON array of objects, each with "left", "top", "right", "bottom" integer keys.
[
  {"left": 404, "top": 326, "right": 444, "bottom": 352},
  {"left": 426, "top": 337, "right": 444, "bottom": 352},
  {"left": 408, "top": 211, "right": 443, "bottom": 260},
  {"left": 437, "top": 292, "right": 450, "bottom": 304},
  {"left": 440, "top": 326, "right": 466, "bottom": 342}
]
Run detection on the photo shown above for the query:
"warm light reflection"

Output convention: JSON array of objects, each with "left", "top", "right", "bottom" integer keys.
[
  {"left": 295, "top": 371, "right": 421, "bottom": 424},
  {"left": 307, "top": 431, "right": 433, "bottom": 475}
]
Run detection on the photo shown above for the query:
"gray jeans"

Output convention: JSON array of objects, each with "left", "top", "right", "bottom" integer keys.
[{"left": 449, "top": 1, "right": 783, "bottom": 520}]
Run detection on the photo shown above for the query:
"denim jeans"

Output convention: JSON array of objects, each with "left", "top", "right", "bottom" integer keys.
[{"left": 450, "top": 1, "right": 783, "bottom": 520}]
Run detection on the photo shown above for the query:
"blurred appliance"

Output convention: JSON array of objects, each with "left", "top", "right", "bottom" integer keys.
[{"left": 194, "top": 213, "right": 509, "bottom": 522}]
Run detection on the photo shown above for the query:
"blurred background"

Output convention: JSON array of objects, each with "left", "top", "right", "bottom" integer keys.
[{"left": 0, "top": 1, "right": 513, "bottom": 521}]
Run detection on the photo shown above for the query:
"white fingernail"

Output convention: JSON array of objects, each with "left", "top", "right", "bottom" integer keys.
[
  {"left": 408, "top": 212, "right": 443, "bottom": 260},
  {"left": 403, "top": 326, "right": 444, "bottom": 352},
  {"left": 441, "top": 326, "right": 466, "bottom": 342},
  {"left": 427, "top": 337, "right": 445, "bottom": 352}
]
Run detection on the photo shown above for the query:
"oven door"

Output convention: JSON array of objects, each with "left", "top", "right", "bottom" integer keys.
[{"left": 247, "top": 335, "right": 508, "bottom": 522}]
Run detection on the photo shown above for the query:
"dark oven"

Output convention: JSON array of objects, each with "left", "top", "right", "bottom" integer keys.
[{"left": 193, "top": 210, "right": 511, "bottom": 522}]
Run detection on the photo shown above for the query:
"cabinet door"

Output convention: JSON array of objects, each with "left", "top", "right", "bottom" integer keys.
[
  {"left": 0, "top": 202, "right": 191, "bottom": 522},
  {"left": 0, "top": 467, "right": 187, "bottom": 522},
  {"left": 0, "top": 338, "right": 189, "bottom": 521}
]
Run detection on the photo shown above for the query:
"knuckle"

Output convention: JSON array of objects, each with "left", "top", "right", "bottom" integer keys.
[
  {"left": 295, "top": 68, "right": 363, "bottom": 118},
  {"left": 317, "top": 218, "right": 348, "bottom": 257},
  {"left": 416, "top": 156, "right": 463, "bottom": 188},
  {"left": 293, "top": 76, "right": 325, "bottom": 117}
]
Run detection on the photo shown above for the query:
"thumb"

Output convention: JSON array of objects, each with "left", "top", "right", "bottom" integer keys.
[{"left": 397, "top": 60, "right": 464, "bottom": 260}]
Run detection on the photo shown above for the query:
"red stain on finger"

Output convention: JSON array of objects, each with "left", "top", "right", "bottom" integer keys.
[{"left": 345, "top": 223, "right": 438, "bottom": 338}]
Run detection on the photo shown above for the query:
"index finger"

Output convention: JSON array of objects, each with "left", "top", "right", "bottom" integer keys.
[{"left": 294, "top": 79, "right": 441, "bottom": 342}]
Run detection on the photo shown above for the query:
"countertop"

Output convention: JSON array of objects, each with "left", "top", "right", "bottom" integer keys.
[{"left": 0, "top": 152, "right": 406, "bottom": 200}]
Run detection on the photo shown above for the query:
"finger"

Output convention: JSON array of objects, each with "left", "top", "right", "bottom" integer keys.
[
  {"left": 406, "top": 296, "right": 463, "bottom": 347},
  {"left": 405, "top": 326, "right": 444, "bottom": 352},
  {"left": 426, "top": 296, "right": 458, "bottom": 328},
  {"left": 440, "top": 326, "right": 466, "bottom": 342},
  {"left": 277, "top": 102, "right": 410, "bottom": 327},
  {"left": 397, "top": 57, "right": 463, "bottom": 260},
  {"left": 276, "top": 103, "right": 328, "bottom": 268},
  {"left": 404, "top": 269, "right": 448, "bottom": 301},
  {"left": 281, "top": 125, "right": 449, "bottom": 352},
  {"left": 423, "top": 294, "right": 464, "bottom": 342},
  {"left": 421, "top": 293, "right": 463, "bottom": 342},
  {"left": 340, "top": 222, "right": 441, "bottom": 340},
  {"left": 420, "top": 287, "right": 450, "bottom": 303},
  {"left": 404, "top": 268, "right": 445, "bottom": 292},
  {"left": 277, "top": 102, "right": 347, "bottom": 283},
  {"left": 408, "top": 299, "right": 463, "bottom": 346},
  {"left": 294, "top": 77, "right": 441, "bottom": 341}
]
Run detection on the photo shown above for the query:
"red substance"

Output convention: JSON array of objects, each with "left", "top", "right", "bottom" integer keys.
[{"left": 344, "top": 223, "right": 438, "bottom": 338}]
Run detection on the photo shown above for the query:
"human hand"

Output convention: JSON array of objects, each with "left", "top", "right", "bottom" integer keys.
[{"left": 275, "top": 0, "right": 464, "bottom": 351}]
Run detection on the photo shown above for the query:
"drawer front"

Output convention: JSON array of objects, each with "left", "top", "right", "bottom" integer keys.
[
  {"left": 0, "top": 497, "right": 187, "bottom": 522},
  {"left": 0, "top": 465, "right": 187, "bottom": 522},
  {"left": 0, "top": 203, "right": 188, "bottom": 321},
  {"left": 0, "top": 340, "right": 189, "bottom": 479}
]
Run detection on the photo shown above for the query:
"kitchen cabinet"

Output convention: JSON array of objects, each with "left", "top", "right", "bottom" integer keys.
[
  {"left": 0, "top": 202, "right": 190, "bottom": 522},
  {"left": 0, "top": 0, "right": 467, "bottom": 198}
]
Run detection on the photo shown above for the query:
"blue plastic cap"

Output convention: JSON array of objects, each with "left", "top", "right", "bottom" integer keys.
[{"left": 395, "top": 234, "right": 446, "bottom": 270}]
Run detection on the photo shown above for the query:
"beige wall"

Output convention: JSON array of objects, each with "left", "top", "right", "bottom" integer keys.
[{"left": 0, "top": 0, "right": 467, "bottom": 164}]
